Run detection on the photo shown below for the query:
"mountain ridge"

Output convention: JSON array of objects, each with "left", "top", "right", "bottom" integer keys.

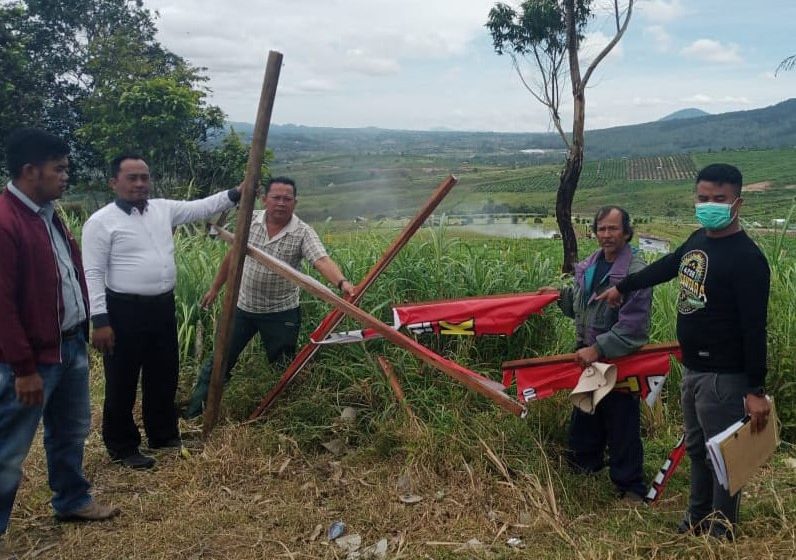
[{"left": 223, "top": 98, "right": 796, "bottom": 162}]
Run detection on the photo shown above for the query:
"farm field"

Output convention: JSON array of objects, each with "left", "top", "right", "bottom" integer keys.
[{"left": 272, "top": 148, "right": 796, "bottom": 227}]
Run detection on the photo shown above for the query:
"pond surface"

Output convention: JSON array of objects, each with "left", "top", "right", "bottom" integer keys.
[{"left": 450, "top": 223, "right": 560, "bottom": 239}]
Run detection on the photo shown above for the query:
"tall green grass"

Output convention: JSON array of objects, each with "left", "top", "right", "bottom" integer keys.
[{"left": 159, "top": 220, "right": 792, "bottom": 443}]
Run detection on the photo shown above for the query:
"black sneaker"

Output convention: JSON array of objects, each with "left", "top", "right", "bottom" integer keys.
[
  {"left": 114, "top": 451, "right": 156, "bottom": 469},
  {"left": 149, "top": 437, "right": 182, "bottom": 450},
  {"left": 676, "top": 516, "right": 709, "bottom": 536},
  {"left": 707, "top": 521, "right": 735, "bottom": 541}
]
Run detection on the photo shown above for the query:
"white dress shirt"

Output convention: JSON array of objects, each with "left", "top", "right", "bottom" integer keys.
[{"left": 82, "top": 190, "right": 236, "bottom": 325}]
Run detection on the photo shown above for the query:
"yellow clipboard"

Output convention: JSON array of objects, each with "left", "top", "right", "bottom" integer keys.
[{"left": 719, "top": 400, "right": 780, "bottom": 496}]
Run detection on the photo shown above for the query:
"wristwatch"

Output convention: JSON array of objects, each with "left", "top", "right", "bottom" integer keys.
[{"left": 748, "top": 386, "right": 766, "bottom": 397}]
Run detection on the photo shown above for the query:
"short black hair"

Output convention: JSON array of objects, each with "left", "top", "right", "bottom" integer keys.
[
  {"left": 265, "top": 176, "right": 297, "bottom": 197},
  {"left": 5, "top": 128, "right": 69, "bottom": 179},
  {"left": 592, "top": 205, "right": 634, "bottom": 242},
  {"left": 110, "top": 154, "right": 147, "bottom": 178},
  {"left": 695, "top": 163, "right": 743, "bottom": 196}
]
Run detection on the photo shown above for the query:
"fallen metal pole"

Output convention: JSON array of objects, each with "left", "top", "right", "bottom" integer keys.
[
  {"left": 203, "top": 50, "right": 283, "bottom": 437},
  {"left": 248, "top": 175, "right": 458, "bottom": 419},
  {"left": 213, "top": 226, "right": 526, "bottom": 417},
  {"left": 502, "top": 342, "right": 681, "bottom": 370}
]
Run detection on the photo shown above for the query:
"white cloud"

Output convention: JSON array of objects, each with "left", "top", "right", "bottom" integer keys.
[
  {"left": 580, "top": 31, "right": 625, "bottom": 64},
  {"left": 639, "top": 0, "right": 686, "bottom": 23},
  {"left": 344, "top": 49, "right": 400, "bottom": 76},
  {"left": 632, "top": 96, "right": 667, "bottom": 106},
  {"left": 135, "top": 0, "right": 793, "bottom": 131},
  {"left": 680, "top": 94, "right": 750, "bottom": 105},
  {"left": 681, "top": 39, "right": 743, "bottom": 64},
  {"left": 644, "top": 25, "right": 672, "bottom": 52},
  {"left": 282, "top": 78, "right": 340, "bottom": 96}
]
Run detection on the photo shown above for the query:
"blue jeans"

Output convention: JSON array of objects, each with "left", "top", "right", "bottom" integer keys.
[{"left": 0, "top": 333, "right": 92, "bottom": 534}]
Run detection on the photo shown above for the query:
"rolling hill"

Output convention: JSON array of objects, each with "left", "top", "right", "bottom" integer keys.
[{"left": 224, "top": 98, "right": 796, "bottom": 164}]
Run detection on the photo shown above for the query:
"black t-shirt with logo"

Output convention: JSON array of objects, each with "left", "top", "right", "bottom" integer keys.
[{"left": 617, "top": 229, "right": 770, "bottom": 388}]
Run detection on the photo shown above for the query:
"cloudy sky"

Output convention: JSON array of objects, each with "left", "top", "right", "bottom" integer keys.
[{"left": 142, "top": 0, "right": 796, "bottom": 132}]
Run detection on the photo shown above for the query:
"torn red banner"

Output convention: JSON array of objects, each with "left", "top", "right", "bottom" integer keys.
[
  {"left": 395, "top": 292, "right": 559, "bottom": 336},
  {"left": 312, "top": 292, "right": 560, "bottom": 344},
  {"left": 502, "top": 347, "right": 682, "bottom": 407}
]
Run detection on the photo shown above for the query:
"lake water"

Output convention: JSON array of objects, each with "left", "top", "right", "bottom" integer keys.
[{"left": 450, "top": 223, "right": 560, "bottom": 239}]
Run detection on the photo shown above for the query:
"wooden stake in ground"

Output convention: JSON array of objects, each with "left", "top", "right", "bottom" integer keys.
[
  {"left": 203, "top": 50, "right": 283, "bottom": 436},
  {"left": 248, "top": 175, "right": 458, "bottom": 420},
  {"left": 376, "top": 355, "right": 417, "bottom": 422},
  {"left": 213, "top": 226, "right": 526, "bottom": 417}
]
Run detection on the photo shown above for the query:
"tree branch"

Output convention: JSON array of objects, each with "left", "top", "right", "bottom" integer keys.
[
  {"left": 510, "top": 55, "right": 548, "bottom": 106},
  {"left": 776, "top": 55, "right": 796, "bottom": 76},
  {"left": 581, "top": 0, "right": 634, "bottom": 91}
]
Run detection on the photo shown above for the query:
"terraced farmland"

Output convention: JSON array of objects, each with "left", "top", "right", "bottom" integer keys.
[
  {"left": 475, "top": 153, "right": 698, "bottom": 193},
  {"left": 626, "top": 154, "right": 697, "bottom": 181}
]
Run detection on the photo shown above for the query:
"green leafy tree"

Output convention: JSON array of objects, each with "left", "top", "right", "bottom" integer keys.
[
  {"left": 487, "top": 0, "right": 634, "bottom": 272},
  {"left": 0, "top": 0, "right": 224, "bottom": 191},
  {"left": 78, "top": 77, "right": 223, "bottom": 184}
]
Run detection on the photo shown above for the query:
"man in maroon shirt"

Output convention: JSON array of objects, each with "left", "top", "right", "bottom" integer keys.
[{"left": 0, "top": 129, "right": 119, "bottom": 547}]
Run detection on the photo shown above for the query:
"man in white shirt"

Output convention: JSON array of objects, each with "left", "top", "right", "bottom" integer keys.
[
  {"left": 82, "top": 155, "right": 241, "bottom": 469},
  {"left": 184, "top": 177, "right": 354, "bottom": 418}
]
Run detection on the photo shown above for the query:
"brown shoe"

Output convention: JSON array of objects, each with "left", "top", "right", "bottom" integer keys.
[{"left": 55, "top": 500, "right": 121, "bottom": 522}]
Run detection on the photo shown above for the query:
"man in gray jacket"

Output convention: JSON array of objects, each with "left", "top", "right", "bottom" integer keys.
[{"left": 547, "top": 206, "right": 652, "bottom": 501}]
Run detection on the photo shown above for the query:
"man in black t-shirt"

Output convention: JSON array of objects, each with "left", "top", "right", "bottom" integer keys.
[{"left": 598, "top": 164, "right": 771, "bottom": 539}]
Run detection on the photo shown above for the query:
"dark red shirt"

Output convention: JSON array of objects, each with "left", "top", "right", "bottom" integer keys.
[{"left": 0, "top": 189, "right": 89, "bottom": 376}]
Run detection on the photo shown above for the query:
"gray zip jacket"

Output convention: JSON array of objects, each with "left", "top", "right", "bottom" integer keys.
[{"left": 558, "top": 244, "right": 652, "bottom": 358}]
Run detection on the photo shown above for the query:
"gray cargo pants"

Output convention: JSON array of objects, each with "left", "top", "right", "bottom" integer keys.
[{"left": 681, "top": 367, "right": 748, "bottom": 532}]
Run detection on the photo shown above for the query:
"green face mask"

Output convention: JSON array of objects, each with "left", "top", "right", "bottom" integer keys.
[{"left": 695, "top": 201, "right": 736, "bottom": 230}]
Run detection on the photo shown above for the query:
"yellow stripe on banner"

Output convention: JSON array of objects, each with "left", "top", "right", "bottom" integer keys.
[
  {"left": 614, "top": 376, "right": 641, "bottom": 392},
  {"left": 439, "top": 319, "right": 475, "bottom": 336}
]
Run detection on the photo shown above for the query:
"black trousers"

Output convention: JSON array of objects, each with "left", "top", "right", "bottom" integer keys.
[
  {"left": 102, "top": 290, "right": 180, "bottom": 459},
  {"left": 567, "top": 391, "right": 645, "bottom": 496}
]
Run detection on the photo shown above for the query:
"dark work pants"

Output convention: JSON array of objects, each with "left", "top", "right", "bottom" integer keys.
[
  {"left": 102, "top": 291, "right": 180, "bottom": 459},
  {"left": 568, "top": 391, "right": 646, "bottom": 496},
  {"left": 681, "top": 368, "right": 746, "bottom": 531},
  {"left": 185, "top": 307, "right": 300, "bottom": 418}
]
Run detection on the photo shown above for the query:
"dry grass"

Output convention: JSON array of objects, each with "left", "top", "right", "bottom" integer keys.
[{"left": 4, "top": 366, "right": 795, "bottom": 560}]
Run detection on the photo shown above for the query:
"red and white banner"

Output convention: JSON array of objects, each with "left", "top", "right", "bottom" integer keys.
[
  {"left": 502, "top": 347, "right": 682, "bottom": 407},
  {"left": 312, "top": 292, "right": 559, "bottom": 344},
  {"left": 646, "top": 433, "right": 687, "bottom": 503}
]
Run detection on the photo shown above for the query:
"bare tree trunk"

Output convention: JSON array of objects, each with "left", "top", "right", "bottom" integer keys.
[
  {"left": 556, "top": 145, "right": 582, "bottom": 273},
  {"left": 556, "top": 0, "right": 585, "bottom": 273}
]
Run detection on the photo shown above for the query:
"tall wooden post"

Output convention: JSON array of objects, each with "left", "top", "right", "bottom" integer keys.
[{"left": 202, "top": 51, "right": 283, "bottom": 436}]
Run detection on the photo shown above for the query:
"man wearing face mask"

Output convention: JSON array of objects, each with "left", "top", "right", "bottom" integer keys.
[{"left": 597, "top": 163, "right": 771, "bottom": 539}]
